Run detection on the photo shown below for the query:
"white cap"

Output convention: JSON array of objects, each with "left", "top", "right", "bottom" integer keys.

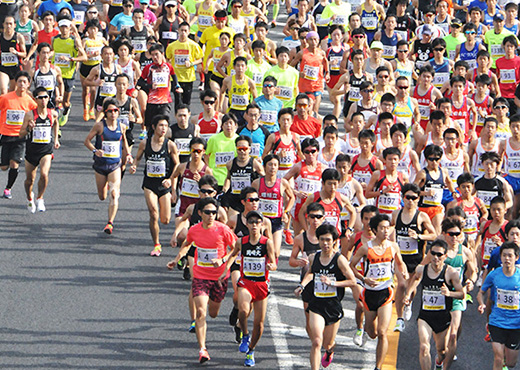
[
  {"left": 165, "top": 0, "right": 177, "bottom": 6},
  {"left": 58, "top": 19, "right": 72, "bottom": 27}
]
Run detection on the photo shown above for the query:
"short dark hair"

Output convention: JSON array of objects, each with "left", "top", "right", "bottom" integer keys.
[
  {"left": 457, "top": 172, "right": 475, "bottom": 186},
  {"left": 383, "top": 147, "right": 401, "bottom": 159},
  {"left": 480, "top": 151, "right": 501, "bottom": 164},
  {"left": 360, "top": 205, "right": 379, "bottom": 218},
  {"left": 301, "top": 137, "right": 320, "bottom": 151},
  {"left": 307, "top": 202, "right": 325, "bottom": 214},
  {"left": 316, "top": 223, "right": 339, "bottom": 240},
  {"left": 370, "top": 214, "right": 390, "bottom": 232},
  {"left": 424, "top": 144, "right": 444, "bottom": 159},
  {"left": 442, "top": 218, "right": 463, "bottom": 233},
  {"left": 149, "top": 43, "right": 164, "bottom": 54},
  {"left": 199, "top": 175, "right": 219, "bottom": 191},
  {"left": 390, "top": 123, "right": 407, "bottom": 138},
  {"left": 401, "top": 183, "right": 420, "bottom": 196},
  {"left": 278, "top": 107, "right": 293, "bottom": 120},
  {"left": 500, "top": 241, "right": 520, "bottom": 257},
  {"left": 335, "top": 153, "right": 351, "bottom": 165},
  {"left": 263, "top": 154, "right": 280, "bottom": 166},
  {"left": 490, "top": 196, "right": 506, "bottom": 208},
  {"left": 151, "top": 114, "right": 169, "bottom": 128},
  {"left": 236, "top": 135, "right": 252, "bottom": 146},
  {"left": 240, "top": 186, "right": 258, "bottom": 200},
  {"left": 431, "top": 238, "right": 448, "bottom": 252},
  {"left": 190, "top": 137, "right": 207, "bottom": 149},
  {"left": 322, "top": 168, "right": 341, "bottom": 182},
  {"left": 198, "top": 197, "right": 219, "bottom": 211},
  {"left": 359, "top": 129, "right": 376, "bottom": 142}
]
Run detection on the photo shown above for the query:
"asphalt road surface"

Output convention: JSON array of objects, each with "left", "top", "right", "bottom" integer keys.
[{"left": 0, "top": 10, "right": 496, "bottom": 370}]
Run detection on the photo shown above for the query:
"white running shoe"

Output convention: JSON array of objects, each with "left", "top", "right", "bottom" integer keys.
[
  {"left": 36, "top": 198, "right": 46, "bottom": 212},
  {"left": 394, "top": 318, "right": 405, "bottom": 332},
  {"left": 28, "top": 192, "right": 35, "bottom": 213},
  {"left": 353, "top": 329, "right": 364, "bottom": 346},
  {"left": 404, "top": 302, "right": 413, "bottom": 321}
]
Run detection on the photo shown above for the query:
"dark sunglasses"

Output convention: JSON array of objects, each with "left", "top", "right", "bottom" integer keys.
[
  {"left": 353, "top": 34, "right": 365, "bottom": 38},
  {"left": 494, "top": 105, "right": 508, "bottom": 109},
  {"left": 263, "top": 84, "right": 275, "bottom": 88},
  {"left": 304, "top": 149, "right": 317, "bottom": 154},
  {"left": 200, "top": 188, "right": 215, "bottom": 194},
  {"left": 434, "top": 48, "right": 445, "bottom": 52},
  {"left": 123, "top": 3, "right": 133, "bottom": 7},
  {"left": 203, "top": 100, "right": 215, "bottom": 105},
  {"left": 202, "top": 209, "right": 218, "bottom": 215},
  {"left": 427, "top": 157, "right": 441, "bottom": 161},
  {"left": 430, "top": 250, "right": 445, "bottom": 257},
  {"left": 397, "top": 49, "right": 408, "bottom": 52},
  {"left": 246, "top": 197, "right": 260, "bottom": 202},
  {"left": 36, "top": 95, "right": 49, "bottom": 99},
  {"left": 465, "top": 31, "right": 476, "bottom": 35},
  {"left": 362, "top": 89, "right": 374, "bottom": 93},
  {"left": 308, "top": 214, "right": 324, "bottom": 219},
  {"left": 405, "top": 195, "right": 419, "bottom": 200},
  {"left": 397, "top": 85, "right": 409, "bottom": 89},
  {"left": 192, "top": 149, "right": 204, "bottom": 154},
  {"left": 105, "top": 108, "right": 119, "bottom": 113},
  {"left": 247, "top": 219, "right": 263, "bottom": 224},
  {"left": 447, "top": 231, "right": 461, "bottom": 237}
]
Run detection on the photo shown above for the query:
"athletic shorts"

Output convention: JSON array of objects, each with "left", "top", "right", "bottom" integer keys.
[
  {"left": 79, "top": 63, "right": 97, "bottom": 79},
  {"left": 230, "top": 260, "right": 240, "bottom": 272},
  {"left": 142, "top": 178, "right": 172, "bottom": 198},
  {"left": 451, "top": 298, "right": 466, "bottom": 312},
  {"left": 419, "top": 206, "right": 444, "bottom": 220},
  {"left": 269, "top": 216, "right": 283, "bottom": 232},
  {"left": 442, "top": 188, "right": 454, "bottom": 206},
  {"left": 92, "top": 160, "right": 121, "bottom": 176},
  {"left": 505, "top": 175, "right": 520, "bottom": 194},
  {"left": 192, "top": 276, "right": 229, "bottom": 303},
  {"left": 237, "top": 277, "right": 269, "bottom": 302},
  {"left": 307, "top": 299, "right": 344, "bottom": 325},
  {"left": 0, "top": 65, "right": 21, "bottom": 80},
  {"left": 489, "top": 325, "right": 520, "bottom": 350},
  {"left": 187, "top": 244, "right": 196, "bottom": 258},
  {"left": 418, "top": 312, "right": 451, "bottom": 334},
  {"left": 360, "top": 286, "right": 394, "bottom": 312},
  {"left": 210, "top": 73, "right": 224, "bottom": 87},
  {"left": 0, "top": 137, "right": 24, "bottom": 165},
  {"left": 326, "top": 74, "right": 341, "bottom": 90},
  {"left": 25, "top": 151, "right": 52, "bottom": 167},
  {"left": 301, "top": 282, "right": 314, "bottom": 303},
  {"left": 63, "top": 78, "right": 75, "bottom": 93}
]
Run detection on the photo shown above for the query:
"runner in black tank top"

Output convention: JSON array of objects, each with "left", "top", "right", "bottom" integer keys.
[
  {"left": 343, "top": 70, "right": 368, "bottom": 117},
  {"left": 142, "top": 134, "right": 173, "bottom": 198},
  {"left": 226, "top": 157, "right": 257, "bottom": 212},
  {"left": 116, "top": 98, "right": 135, "bottom": 146},
  {"left": 395, "top": 209, "right": 425, "bottom": 273},
  {"left": 158, "top": 15, "right": 179, "bottom": 49},
  {"left": 169, "top": 122, "right": 195, "bottom": 163},
  {"left": 25, "top": 108, "right": 55, "bottom": 167}
]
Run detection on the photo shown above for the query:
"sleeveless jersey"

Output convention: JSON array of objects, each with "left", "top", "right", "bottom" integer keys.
[
  {"left": 170, "top": 122, "right": 195, "bottom": 162},
  {"left": 197, "top": 112, "right": 220, "bottom": 142},
  {"left": 343, "top": 132, "right": 362, "bottom": 157},
  {"left": 158, "top": 15, "right": 179, "bottom": 48},
  {"left": 129, "top": 26, "right": 148, "bottom": 54},
  {"left": 365, "top": 241, "right": 394, "bottom": 291},
  {"left": 25, "top": 108, "right": 54, "bottom": 157},
  {"left": 240, "top": 235, "right": 270, "bottom": 282},
  {"left": 480, "top": 220, "right": 508, "bottom": 267},
  {"left": 0, "top": 31, "right": 20, "bottom": 69},
  {"left": 272, "top": 131, "right": 299, "bottom": 174},
  {"left": 419, "top": 264, "right": 453, "bottom": 315},
  {"left": 312, "top": 191, "right": 343, "bottom": 234},
  {"left": 95, "top": 63, "right": 118, "bottom": 105},
  {"left": 430, "top": 58, "right": 451, "bottom": 89},
  {"left": 351, "top": 154, "right": 377, "bottom": 186},
  {"left": 83, "top": 37, "right": 103, "bottom": 66},
  {"left": 473, "top": 93, "right": 491, "bottom": 135},
  {"left": 419, "top": 167, "right": 445, "bottom": 208},
  {"left": 459, "top": 41, "right": 480, "bottom": 70},
  {"left": 471, "top": 138, "right": 499, "bottom": 177},
  {"left": 229, "top": 157, "right": 256, "bottom": 195},
  {"left": 455, "top": 197, "right": 484, "bottom": 239},
  {"left": 413, "top": 84, "right": 434, "bottom": 131},
  {"left": 440, "top": 149, "right": 465, "bottom": 186},
  {"left": 395, "top": 209, "right": 424, "bottom": 271},
  {"left": 258, "top": 177, "right": 283, "bottom": 218},
  {"left": 310, "top": 251, "right": 345, "bottom": 301},
  {"left": 94, "top": 120, "right": 123, "bottom": 165},
  {"left": 380, "top": 31, "right": 398, "bottom": 60},
  {"left": 34, "top": 65, "right": 58, "bottom": 98},
  {"left": 451, "top": 97, "right": 471, "bottom": 143},
  {"left": 299, "top": 48, "right": 324, "bottom": 93},
  {"left": 229, "top": 75, "right": 250, "bottom": 111},
  {"left": 374, "top": 170, "right": 405, "bottom": 214},
  {"left": 143, "top": 137, "right": 173, "bottom": 180},
  {"left": 475, "top": 176, "right": 505, "bottom": 209},
  {"left": 504, "top": 138, "right": 520, "bottom": 178}
]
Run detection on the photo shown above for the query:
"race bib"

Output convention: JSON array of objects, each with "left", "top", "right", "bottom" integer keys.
[
  {"left": 278, "top": 150, "right": 296, "bottom": 169},
  {"left": 397, "top": 236, "right": 419, "bottom": 255},
  {"left": 314, "top": 275, "right": 337, "bottom": 297},
  {"left": 501, "top": 69, "right": 516, "bottom": 84},
  {"left": 252, "top": 73, "right": 263, "bottom": 85},
  {"left": 215, "top": 151, "right": 234, "bottom": 167},
  {"left": 251, "top": 143, "right": 261, "bottom": 158},
  {"left": 366, "top": 261, "right": 392, "bottom": 282},
  {"left": 101, "top": 140, "right": 120, "bottom": 158},
  {"left": 422, "top": 289, "right": 446, "bottom": 310},
  {"left": 324, "top": 216, "right": 338, "bottom": 227},
  {"left": 74, "top": 10, "right": 85, "bottom": 25},
  {"left": 243, "top": 256, "right": 265, "bottom": 278},
  {"left": 509, "top": 156, "right": 520, "bottom": 174},
  {"left": 198, "top": 15, "right": 212, "bottom": 26},
  {"left": 1, "top": 52, "right": 17, "bottom": 67},
  {"left": 477, "top": 190, "right": 498, "bottom": 208},
  {"left": 6, "top": 110, "right": 24, "bottom": 126},
  {"left": 131, "top": 40, "right": 147, "bottom": 53},
  {"left": 332, "top": 14, "right": 347, "bottom": 25},
  {"left": 86, "top": 47, "right": 101, "bottom": 61},
  {"left": 175, "top": 138, "right": 191, "bottom": 156},
  {"left": 497, "top": 288, "right": 520, "bottom": 310},
  {"left": 117, "top": 115, "right": 129, "bottom": 129},
  {"left": 483, "top": 239, "right": 498, "bottom": 262},
  {"left": 419, "top": 105, "right": 430, "bottom": 121},
  {"left": 277, "top": 86, "right": 293, "bottom": 101},
  {"left": 348, "top": 87, "right": 361, "bottom": 102},
  {"left": 152, "top": 72, "right": 169, "bottom": 88},
  {"left": 231, "top": 94, "right": 248, "bottom": 109},
  {"left": 330, "top": 56, "right": 342, "bottom": 72},
  {"left": 54, "top": 53, "right": 70, "bottom": 68},
  {"left": 99, "top": 82, "right": 116, "bottom": 97},
  {"left": 197, "top": 247, "right": 218, "bottom": 267},
  {"left": 378, "top": 192, "right": 400, "bottom": 211},
  {"left": 464, "top": 213, "right": 479, "bottom": 234},
  {"left": 433, "top": 72, "right": 450, "bottom": 88},
  {"left": 303, "top": 65, "right": 319, "bottom": 81},
  {"left": 423, "top": 186, "right": 443, "bottom": 206},
  {"left": 490, "top": 44, "right": 505, "bottom": 59},
  {"left": 259, "top": 198, "right": 279, "bottom": 217},
  {"left": 362, "top": 16, "right": 378, "bottom": 30},
  {"left": 112, "top": 0, "right": 122, "bottom": 6},
  {"left": 180, "top": 178, "right": 199, "bottom": 198},
  {"left": 382, "top": 45, "right": 396, "bottom": 59},
  {"left": 146, "top": 159, "right": 166, "bottom": 178},
  {"left": 32, "top": 126, "right": 51, "bottom": 144},
  {"left": 162, "top": 31, "right": 178, "bottom": 40},
  {"left": 466, "top": 59, "right": 477, "bottom": 70},
  {"left": 299, "top": 177, "right": 321, "bottom": 194},
  {"left": 231, "top": 176, "right": 251, "bottom": 194},
  {"left": 36, "top": 75, "right": 54, "bottom": 91},
  {"left": 21, "top": 32, "right": 31, "bottom": 45},
  {"left": 260, "top": 110, "right": 277, "bottom": 126},
  {"left": 174, "top": 52, "right": 189, "bottom": 68}
]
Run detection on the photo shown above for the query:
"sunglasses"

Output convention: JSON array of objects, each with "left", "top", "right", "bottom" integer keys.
[
  {"left": 434, "top": 48, "right": 445, "bottom": 52},
  {"left": 247, "top": 219, "right": 263, "bottom": 224},
  {"left": 451, "top": 24, "right": 461, "bottom": 28},
  {"left": 304, "top": 149, "right": 317, "bottom": 154},
  {"left": 378, "top": 75, "right": 389, "bottom": 79},
  {"left": 405, "top": 195, "right": 419, "bottom": 200},
  {"left": 447, "top": 231, "right": 461, "bottom": 237},
  {"left": 203, "top": 100, "right": 215, "bottom": 105},
  {"left": 397, "top": 49, "right": 408, "bottom": 53},
  {"left": 202, "top": 209, "right": 218, "bottom": 215},
  {"left": 362, "top": 89, "right": 374, "bottom": 93},
  {"left": 105, "top": 108, "right": 119, "bottom": 113},
  {"left": 353, "top": 34, "right": 365, "bottom": 38},
  {"left": 465, "top": 31, "right": 476, "bottom": 34},
  {"left": 308, "top": 214, "right": 324, "bottom": 219},
  {"left": 237, "top": 146, "right": 250, "bottom": 152},
  {"left": 200, "top": 188, "right": 215, "bottom": 194},
  {"left": 494, "top": 105, "right": 508, "bottom": 109},
  {"left": 233, "top": 4, "right": 242, "bottom": 7},
  {"left": 36, "top": 95, "right": 49, "bottom": 99},
  {"left": 427, "top": 157, "right": 441, "bottom": 161},
  {"left": 297, "top": 103, "right": 308, "bottom": 108},
  {"left": 397, "top": 85, "right": 409, "bottom": 89},
  {"left": 123, "top": 3, "right": 133, "bottom": 7},
  {"left": 87, "top": 10, "right": 98, "bottom": 14},
  {"left": 246, "top": 197, "right": 260, "bottom": 202},
  {"left": 430, "top": 250, "right": 445, "bottom": 257},
  {"left": 192, "top": 149, "right": 204, "bottom": 154},
  {"left": 166, "top": 4, "right": 176, "bottom": 7},
  {"left": 263, "top": 84, "right": 274, "bottom": 88}
]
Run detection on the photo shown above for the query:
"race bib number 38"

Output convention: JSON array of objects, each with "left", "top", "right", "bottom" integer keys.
[{"left": 497, "top": 288, "right": 520, "bottom": 310}]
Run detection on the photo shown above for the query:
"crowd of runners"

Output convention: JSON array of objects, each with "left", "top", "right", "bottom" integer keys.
[{"left": 4, "top": 0, "right": 520, "bottom": 368}]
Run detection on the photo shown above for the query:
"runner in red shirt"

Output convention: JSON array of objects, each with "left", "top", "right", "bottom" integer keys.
[
  {"left": 170, "top": 197, "right": 238, "bottom": 364},
  {"left": 290, "top": 93, "right": 322, "bottom": 139},
  {"left": 495, "top": 35, "right": 520, "bottom": 112}
]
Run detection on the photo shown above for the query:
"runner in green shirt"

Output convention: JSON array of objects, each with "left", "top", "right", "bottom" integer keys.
[
  {"left": 443, "top": 18, "right": 466, "bottom": 60},
  {"left": 205, "top": 114, "right": 239, "bottom": 186},
  {"left": 264, "top": 46, "right": 299, "bottom": 108},
  {"left": 246, "top": 40, "right": 272, "bottom": 96}
]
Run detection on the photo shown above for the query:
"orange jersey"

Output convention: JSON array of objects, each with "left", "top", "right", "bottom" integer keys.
[{"left": 0, "top": 92, "right": 37, "bottom": 137}]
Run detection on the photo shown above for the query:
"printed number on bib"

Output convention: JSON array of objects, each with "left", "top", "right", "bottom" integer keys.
[
  {"left": 162, "top": 31, "right": 178, "bottom": 40},
  {"left": 146, "top": 160, "right": 166, "bottom": 178},
  {"left": 398, "top": 236, "right": 419, "bottom": 255},
  {"left": 37, "top": 75, "right": 54, "bottom": 91},
  {"left": 1, "top": 52, "right": 17, "bottom": 67},
  {"left": 54, "top": 53, "right": 70, "bottom": 68},
  {"left": 243, "top": 256, "right": 265, "bottom": 277},
  {"left": 483, "top": 239, "right": 498, "bottom": 263},
  {"left": 497, "top": 288, "right": 520, "bottom": 310},
  {"left": 175, "top": 138, "right": 191, "bottom": 156},
  {"left": 180, "top": 178, "right": 199, "bottom": 198},
  {"left": 260, "top": 111, "right": 277, "bottom": 126},
  {"left": 423, "top": 186, "right": 443, "bottom": 206},
  {"left": 422, "top": 289, "right": 446, "bottom": 310},
  {"left": 299, "top": 178, "right": 321, "bottom": 194},
  {"left": 102, "top": 141, "right": 120, "bottom": 158},
  {"left": 215, "top": 151, "right": 234, "bottom": 167},
  {"left": 152, "top": 72, "right": 169, "bottom": 88},
  {"left": 100, "top": 82, "right": 116, "bottom": 97},
  {"left": 478, "top": 190, "right": 498, "bottom": 208},
  {"left": 32, "top": 126, "right": 51, "bottom": 144},
  {"left": 6, "top": 110, "right": 24, "bottom": 126},
  {"left": 197, "top": 247, "right": 218, "bottom": 267},
  {"left": 231, "top": 176, "right": 251, "bottom": 194},
  {"left": 277, "top": 86, "right": 293, "bottom": 101},
  {"left": 378, "top": 192, "right": 400, "bottom": 211},
  {"left": 303, "top": 65, "right": 319, "bottom": 81},
  {"left": 259, "top": 198, "right": 279, "bottom": 217},
  {"left": 367, "top": 261, "right": 392, "bottom": 282},
  {"left": 314, "top": 275, "right": 337, "bottom": 297}
]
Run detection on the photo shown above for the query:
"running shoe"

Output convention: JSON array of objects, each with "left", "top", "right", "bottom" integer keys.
[
  {"left": 393, "top": 318, "right": 405, "bottom": 332},
  {"left": 239, "top": 333, "right": 250, "bottom": 353},
  {"left": 284, "top": 229, "right": 294, "bottom": 245},
  {"left": 28, "top": 192, "right": 35, "bottom": 213},
  {"left": 36, "top": 198, "right": 46, "bottom": 212},
  {"left": 234, "top": 325, "right": 242, "bottom": 343},
  {"left": 435, "top": 356, "right": 443, "bottom": 370},
  {"left": 353, "top": 329, "right": 363, "bottom": 346},
  {"left": 404, "top": 302, "right": 412, "bottom": 321},
  {"left": 199, "top": 348, "right": 210, "bottom": 363},
  {"left": 139, "top": 129, "right": 147, "bottom": 140},
  {"left": 59, "top": 107, "right": 70, "bottom": 126},
  {"left": 3, "top": 188, "right": 12, "bottom": 199},
  {"left": 198, "top": 82, "right": 204, "bottom": 91},
  {"left": 177, "top": 256, "right": 187, "bottom": 270},
  {"left": 245, "top": 350, "right": 255, "bottom": 367},
  {"left": 466, "top": 293, "right": 473, "bottom": 304},
  {"left": 229, "top": 306, "right": 239, "bottom": 326},
  {"left": 321, "top": 351, "right": 334, "bottom": 368},
  {"left": 103, "top": 223, "right": 113, "bottom": 235},
  {"left": 485, "top": 323, "right": 491, "bottom": 342},
  {"left": 183, "top": 267, "right": 191, "bottom": 280},
  {"left": 83, "top": 108, "right": 89, "bottom": 121},
  {"left": 188, "top": 320, "right": 196, "bottom": 333},
  {"left": 151, "top": 244, "right": 162, "bottom": 256},
  {"left": 270, "top": 21, "right": 276, "bottom": 28},
  {"left": 89, "top": 108, "right": 95, "bottom": 120}
]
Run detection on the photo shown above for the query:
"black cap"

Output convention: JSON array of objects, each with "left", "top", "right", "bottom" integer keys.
[{"left": 246, "top": 210, "right": 264, "bottom": 221}]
